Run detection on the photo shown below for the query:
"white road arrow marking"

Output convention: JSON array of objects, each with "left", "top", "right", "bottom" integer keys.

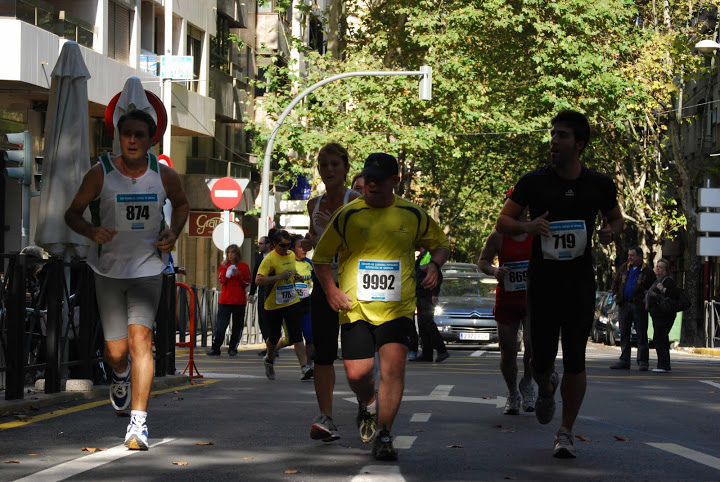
[
  {"left": 411, "top": 413, "right": 431, "bottom": 422},
  {"left": 470, "top": 350, "right": 486, "bottom": 357},
  {"left": 345, "top": 384, "right": 505, "bottom": 408}
]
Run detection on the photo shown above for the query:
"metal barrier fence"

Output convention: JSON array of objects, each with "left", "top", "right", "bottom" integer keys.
[
  {"left": 704, "top": 300, "right": 720, "bottom": 348},
  {"left": 0, "top": 253, "right": 103, "bottom": 400},
  {"left": 1, "top": 254, "right": 265, "bottom": 401}
]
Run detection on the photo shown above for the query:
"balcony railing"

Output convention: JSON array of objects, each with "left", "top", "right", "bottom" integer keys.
[{"left": 0, "top": 1, "right": 94, "bottom": 48}]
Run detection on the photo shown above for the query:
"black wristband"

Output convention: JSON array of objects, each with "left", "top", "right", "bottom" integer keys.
[{"left": 429, "top": 259, "right": 441, "bottom": 271}]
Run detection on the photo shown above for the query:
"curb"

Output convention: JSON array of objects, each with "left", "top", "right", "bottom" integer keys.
[{"left": 0, "top": 374, "right": 190, "bottom": 417}]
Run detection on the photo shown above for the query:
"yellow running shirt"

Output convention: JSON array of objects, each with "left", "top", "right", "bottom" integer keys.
[
  {"left": 294, "top": 257, "right": 313, "bottom": 300},
  {"left": 257, "top": 250, "right": 299, "bottom": 310},
  {"left": 314, "top": 195, "right": 449, "bottom": 325}
]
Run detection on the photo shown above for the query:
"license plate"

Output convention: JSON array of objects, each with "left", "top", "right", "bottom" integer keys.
[{"left": 459, "top": 332, "right": 490, "bottom": 341}]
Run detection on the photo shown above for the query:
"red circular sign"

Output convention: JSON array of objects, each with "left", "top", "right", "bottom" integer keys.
[{"left": 211, "top": 177, "right": 242, "bottom": 210}]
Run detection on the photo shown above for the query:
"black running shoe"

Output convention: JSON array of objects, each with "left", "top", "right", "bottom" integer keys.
[{"left": 372, "top": 429, "right": 398, "bottom": 461}]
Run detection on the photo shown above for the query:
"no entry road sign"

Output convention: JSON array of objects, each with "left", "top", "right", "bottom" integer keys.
[{"left": 211, "top": 177, "right": 242, "bottom": 210}]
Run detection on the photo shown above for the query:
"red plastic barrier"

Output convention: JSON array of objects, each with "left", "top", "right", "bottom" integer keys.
[{"left": 176, "top": 282, "right": 203, "bottom": 379}]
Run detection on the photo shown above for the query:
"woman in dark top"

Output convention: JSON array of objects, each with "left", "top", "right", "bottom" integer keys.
[{"left": 645, "top": 258, "right": 681, "bottom": 373}]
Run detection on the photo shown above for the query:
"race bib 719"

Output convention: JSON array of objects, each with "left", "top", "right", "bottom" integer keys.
[{"left": 541, "top": 220, "right": 587, "bottom": 261}]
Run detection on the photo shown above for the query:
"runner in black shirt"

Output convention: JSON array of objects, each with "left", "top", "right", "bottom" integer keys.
[{"left": 497, "top": 110, "right": 623, "bottom": 459}]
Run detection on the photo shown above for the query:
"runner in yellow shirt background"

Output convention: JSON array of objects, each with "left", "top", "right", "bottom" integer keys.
[{"left": 256, "top": 229, "right": 308, "bottom": 380}]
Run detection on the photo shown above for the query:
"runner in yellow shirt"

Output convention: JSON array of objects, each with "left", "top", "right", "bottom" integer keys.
[
  {"left": 256, "top": 230, "right": 308, "bottom": 380},
  {"left": 314, "top": 153, "right": 450, "bottom": 460}
]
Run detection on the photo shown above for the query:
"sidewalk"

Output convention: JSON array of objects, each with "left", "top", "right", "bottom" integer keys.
[
  {"left": 0, "top": 374, "right": 191, "bottom": 417},
  {"left": 0, "top": 343, "right": 268, "bottom": 417}
]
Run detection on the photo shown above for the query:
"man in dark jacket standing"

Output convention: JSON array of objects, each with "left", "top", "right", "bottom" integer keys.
[{"left": 610, "top": 246, "right": 656, "bottom": 371}]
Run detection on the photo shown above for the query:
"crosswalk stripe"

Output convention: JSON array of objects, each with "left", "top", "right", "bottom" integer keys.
[
  {"left": 410, "top": 413, "right": 431, "bottom": 422},
  {"left": 646, "top": 443, "right": 720, "bottom": 470},
  {"left": 15, "top": 438, "right": 174, "bottom": 481}
]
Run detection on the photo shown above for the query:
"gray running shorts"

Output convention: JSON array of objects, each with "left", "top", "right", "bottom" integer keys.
[{"left": 94, "top": 273, "right": 163, "bottom": 341}]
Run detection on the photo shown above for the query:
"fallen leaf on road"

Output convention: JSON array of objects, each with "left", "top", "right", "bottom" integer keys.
[
  {"left": 5, "top": 461, "right": 20, "bottom": 464},
  {"left": 174, "top": 397, "right": 184, "bottom": 401},
  {"left": 151, "top": 394, "right": 159, "bottom": 398},
  {"left": 81, "top": 447, "right": 106, "bottom": 453},
  {"left": 115, "top": 411, "right": 130, "bottom": 417},
  {"left": 447, "top": 444, "right": 464, "bottom": 449},
  {"left": 495, "top": 425, "right": 503, "bottom": 428},
  {"left": 576, "top": 435, "right": 591, "bottom": 442},
  {"left": 285, "top": 469, "right": 299, "bottom": 474},
  {"left": 614, "top": 436, "right": 630, "bottom": 441},
  {"left": 501, "top": 428, "right": 515, "bottom": 433},
  {"left": 482, "top": 396, "right": 492, "bottom": 399},
  {"left": 504, "top": 477, "right": 518, "bottom": 480},
  {"left": 28, "top": 454, "right": 39, "bottom": 456},
  {"left": 173, "top": 391, "right": 179, "bottom": 395},
  {"left": 30, "top": 397, "right": 39, "bottom": 400},
  {"left": 14, "top": 415, "right": 30, "bottom": 422},
  {"left": 415, "top": 429, "right": 425, "bottom": 433},
  {"left": 243, "top": 457, "right": 253, "bottom": 460},
  {"left": 172, "top": 461, "right": 189, "bottom": 466},
  {"left": 195, "top": 442, "right": 214, "bottom": 446}
]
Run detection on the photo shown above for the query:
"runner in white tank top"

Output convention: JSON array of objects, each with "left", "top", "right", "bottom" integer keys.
[
  {"left": 87, "top": 152, "right": 168, "bottom": 279},
  {"left": 65, "top": 111, "right": 189, "bottom": 452}
]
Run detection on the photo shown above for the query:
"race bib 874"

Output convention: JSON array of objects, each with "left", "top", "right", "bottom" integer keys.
[
  {"left": 356, "top": 260, "right": 401, "bottom": 302},
  {"left": 541, "top": 220, "right": 587, "bottom": 261},
  {"left": 115, "top": 193, "right": 158, "bottom": 231}
]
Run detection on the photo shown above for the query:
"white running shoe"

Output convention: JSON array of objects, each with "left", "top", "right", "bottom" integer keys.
[
  {"left": 553, "top": 427, "right": 576, "bottom": 458},
  {"left": 503, "top": 391, "right": 521, "bottom": 415},
  {"left": 263, "top": 356, "right": 276, "bottom": 380},
  {"left": 124, "top": 420, "right": 149, "bottom": 450},
  {"left": 310, "top": 414, "right": 340, "bottom": 442},
  {"left": 110, "top": 362, "right": 131, "bottom": 411},
  {"left": 519, "top": 377, "right": 536, "bottom": 412}
]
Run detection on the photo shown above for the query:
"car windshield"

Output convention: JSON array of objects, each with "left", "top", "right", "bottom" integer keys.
[{"left": 440, "top": 277, "right": 497, "bottom": 298}]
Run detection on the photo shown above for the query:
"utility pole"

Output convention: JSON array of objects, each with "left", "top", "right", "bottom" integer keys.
[{"left": 163, "top": 0, "right": 172, "bottom": 160}]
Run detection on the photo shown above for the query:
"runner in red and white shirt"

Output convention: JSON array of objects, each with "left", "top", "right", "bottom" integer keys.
[{"left": 478, "top": 187, "right": 535, "bottom": 415}]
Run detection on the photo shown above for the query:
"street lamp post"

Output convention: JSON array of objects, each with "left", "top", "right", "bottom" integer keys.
[{"left": 258, "top": 66, "right": 433, "bottom": 240}]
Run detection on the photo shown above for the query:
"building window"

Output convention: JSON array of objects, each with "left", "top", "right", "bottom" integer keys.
[
  {"left": 108, "top": 1, "right": 132, "bottom": 65},
  {"left": 186, "top": 23, "right": 203, "bottom": 92},
  {"left": 210, "top": 15, "right": 230, "bottom": 74},
  {"left": 309, "top": 17, "right": 324, "bottom": 55}
]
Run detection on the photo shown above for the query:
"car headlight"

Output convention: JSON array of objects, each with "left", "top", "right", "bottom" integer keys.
[{"left": 434, "top": 305, "right": 444, "bottom": 316}]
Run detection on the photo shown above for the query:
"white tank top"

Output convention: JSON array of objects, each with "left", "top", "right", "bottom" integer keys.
[
  {"left": 87, "top": 153, "right": 169, "bottom": 279},
  {"left": 313, "top": 188, "right": 353, "bottom": 237}
]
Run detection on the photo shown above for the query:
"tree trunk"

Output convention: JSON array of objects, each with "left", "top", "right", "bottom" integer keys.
[{"left": 326, "top": 0, "right": 341, "bottom": 59}]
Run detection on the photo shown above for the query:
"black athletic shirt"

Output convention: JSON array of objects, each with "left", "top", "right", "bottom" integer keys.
[{"left": 509, "top": 165, "right": 618, "bottom": 276}]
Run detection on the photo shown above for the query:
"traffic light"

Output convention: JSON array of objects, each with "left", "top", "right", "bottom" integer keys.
[
  {"left": 3, "top": 131, "right": 32, "bottom": 186},
  {"left": 34, "top": 156, "right": 43, "bottom": 191}
]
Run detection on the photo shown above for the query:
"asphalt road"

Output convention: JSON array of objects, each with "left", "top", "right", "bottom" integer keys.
[{"left": 1, "top": 342, "right": 720, "bottom": 481}]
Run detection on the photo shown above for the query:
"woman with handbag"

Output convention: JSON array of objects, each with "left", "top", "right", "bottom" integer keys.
[{"left": 645, "top": 258, "right": 681, "bottom": 373}]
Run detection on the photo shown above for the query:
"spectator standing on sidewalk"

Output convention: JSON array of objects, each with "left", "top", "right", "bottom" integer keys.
[
  {"left": 413, "top": 249, "right": 449, "bottom": 363},
  {"left": 609, "top": 247, "right": 655, "bottom": 371},
  {"left": 207, "top": 244, "right": 251, "bottom": 356},
  {"left": 645, "top": 258, "right": 680, "bottom": 373}
]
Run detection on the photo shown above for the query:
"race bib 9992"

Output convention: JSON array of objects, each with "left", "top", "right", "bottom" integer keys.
[{"left": 356, "top": 260, "right": 401, "bottom": 302}]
